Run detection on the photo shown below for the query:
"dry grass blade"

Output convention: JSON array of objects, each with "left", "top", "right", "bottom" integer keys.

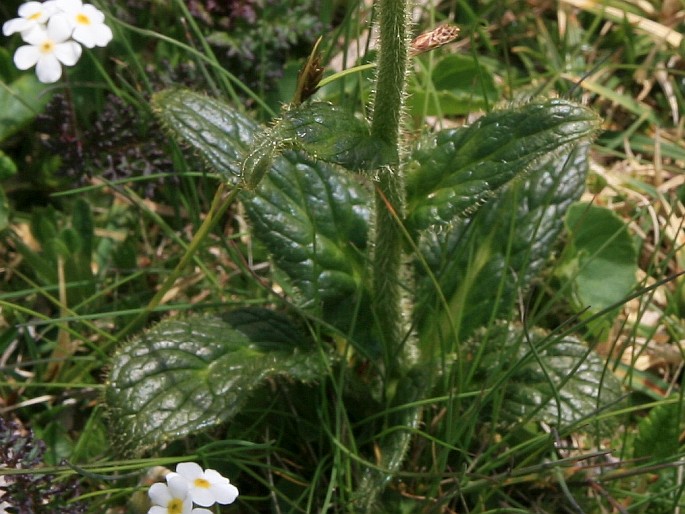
[{"left": 560, "top": 0, "right": 683, "bottom": 48}]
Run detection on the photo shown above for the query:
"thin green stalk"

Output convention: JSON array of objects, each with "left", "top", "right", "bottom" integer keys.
[
  {"left": 370, "top": 0, "right": 410, "bottom": 377},
  {"left": 113, "top": 183, "right": 239, "bottom": 344}
]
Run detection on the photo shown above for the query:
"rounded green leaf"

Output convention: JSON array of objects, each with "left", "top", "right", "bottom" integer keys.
[
  {"left": 105, "top": 309, "right": 330, "bottom": 454},
  {"left": 560, "top": 202, "right": 637, "bottom": 334}
]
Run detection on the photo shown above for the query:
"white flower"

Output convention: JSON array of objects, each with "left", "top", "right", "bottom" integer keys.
[
  {"left": 168, "top": 462, "right": 239, "bottom": 507},
  {"left": 13, "top": 14, "right": 82, "bottom": 83},
  {"left": 0, "top": 475, "right": 12, "bottom": 514},
  {"left": 2, "top": 1, "right": 59, "bottom": 37},
  {"left": 54, "top": 0, "right": 112, "bottom": 48},
  {"left": 148, "top": 474, "right": 193, "bottom": 514}
]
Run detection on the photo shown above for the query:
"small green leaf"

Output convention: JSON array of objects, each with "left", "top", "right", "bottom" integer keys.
[
  {"left": 105, "top": 309, "right": 330, "bottom": 453},
  {"left": 240, "top": 131, "right": 282, "bottom": 190},
  {"left": 408, "top": 54, "right": 499, "bottom": 116},
  {"left": 559, "top": 203, "right": 637, "bottom": 335},
  {"left": 473, "top": 327, "right": 623, "bottom": 429},
  {"left": 151, "top": 89, "right": 258, "bottom": 183},
  {"left": 406, "top": 99, "right": 600, "bottom": 231},
  {"left": 242, "top": 102, "right": 395, "bottom": 188},
  {"left": 279, "top": 102, "right": 395, "bottom": 171},
  {"left": 634, "top": 399, "right": 684, "bottom": 461}
]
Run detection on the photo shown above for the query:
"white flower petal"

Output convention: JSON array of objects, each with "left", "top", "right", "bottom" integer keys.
[
  {"left": 148, "top": 482, "right": 173, "bottom": 505},
  {"left": 46, "top": 14, "right": 74, "bottom": 42},
  {"left": 148, "top": 506, "right": 168, "bottom": 514},
  {"left": 167, "top": 474, "right": 190, "bottom": 498},
  {"left": 71, "top": 26, "right": 94, "bottom": 47},
  {"left": 54, "top": 41, "right": 82, "bottom": 66},
  {"left": 176, "top": 462, "right": 204, "bottom": 480},
  {"left": 203, "top": 469, "right": 228, "bottom": 484},
  {"left": 190, "top": 487, "right": 215, "bottom": 507},
  {"left": 35, "top": 54, "right": 63, "bottom": 83},
  {"left": 95, "top": 23, "right": 113, "bottom": 45},
  {"left": 17, "top": 2, "right": 45, "bottom": 17},
  {"left": 191, "top": 509, "right": 213, "bottom": 514},
  {"left": 42, "top": 0, "right": 61, "bottom": 13},
  {"left": 181, "top": 496, "right": 193, "bottom": 514},
  {"left": 82, "top": 4, "right": 105, "bottom": 24},
  {"left": 212, "top": 481, "right": 239, "bottom": 504},
  {"left": 3, "top": 18, "right": 32, "bottom": 37},
  {"left": 22, "top": 25, "right": 47, "bottom": 45},
  {"left": 55, "top": 0, "right": 83, "bottom": 12},
  {"left": 13, "top": 45, "right": 40, "bottom": 70}
]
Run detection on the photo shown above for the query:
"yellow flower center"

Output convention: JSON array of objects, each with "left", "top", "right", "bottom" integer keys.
[
  {"left": 76, "top": 13, "right": 91, "bottom": 25},
  {"left": 194, "top": 477, "right": 211, "bottom": 489},
  {"left": 28, "top": 12, "right": 42, "bottom": 21},
  {"left": 167, "top": 498, "right": 184, "bottom": 514},
  {"left": 40, "top": 40, "right": 55, "bottom": 54}
]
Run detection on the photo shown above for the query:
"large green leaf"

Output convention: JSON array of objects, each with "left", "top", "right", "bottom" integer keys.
[
  {"left": 417, "top": 140, "right": 591, "bottom": 346},
  {"left": 0, "top": 75, "right": 54, "bottom": 142},
  {"left": 242, "top": 153, "right": 375, "bottom": 349},
  {"left": 406, "top": 99, "right": 600, "bottom": 231},
  {"left": 557, "top": 203, "right": 637, "bottom": 335},
  {"left": 151, "top": 88, "right": 258, "bottom": 183},
  {"left": 105, "top": 308, "right": 330, "bottom": 453},
  {"left": 472, "top": 327, "right": 623, "bottom": 429}
]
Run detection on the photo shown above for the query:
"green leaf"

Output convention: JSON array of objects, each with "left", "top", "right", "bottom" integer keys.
[
  {"left": 0, "top": 75, "right": 54, "bottom": 142},
  {"left": 278, "top": 102, "right": 395, "bottom": 171},
  {"left": 558, "top": 203, "right": 637, "bottom": 335},
  {"left": 417, "top": 140, "right": 591, "bottom": 345},
  {"left": 151, "top": 88, "right": 258, "bottom": 183},
  {"left": 241, "top": 154, "right": 375, "bottom": 347},
  {"left": 242, "top": 103, "right": 394, "bottom": 188},
  {"left": 473, "top": 327, "right": 623, "bottom": 429},
  {"left": 105, "top": 308, "right": 330, "bottom": 454},
  {"left": 634, "top": 398, "right": 684, "bottom": 461},
  {"left": 406, "top": 99, "right": 600, "bottom": 231},
  {"left": 408, "top": 54, "right": 499, "bottom": 116}
]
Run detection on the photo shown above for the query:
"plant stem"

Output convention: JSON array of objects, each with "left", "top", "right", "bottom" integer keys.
[
  {"left": 370, "top": 0, "right": 410, "bottom": 377},
  {"left": 356, "top": 0, "right": 413, "bottom": 510}
]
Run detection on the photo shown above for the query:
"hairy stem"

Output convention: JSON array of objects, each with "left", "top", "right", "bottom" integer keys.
[{"left": 370, "top": 0, "right": 410, "bottom": 377}]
